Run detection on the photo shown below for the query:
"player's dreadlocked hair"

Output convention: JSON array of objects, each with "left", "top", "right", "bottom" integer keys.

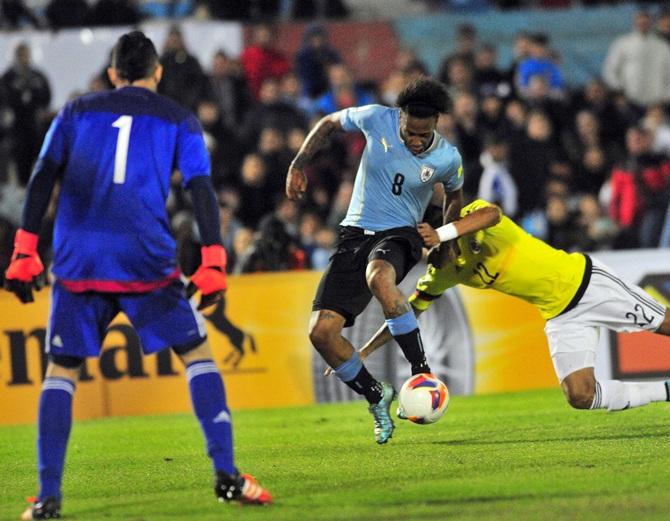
[
  {"left": 112, "top": 31, "right": 159, "bottom": 82},
  {"left": 396, "top": 77, "right": 450, "bottom": 118}
]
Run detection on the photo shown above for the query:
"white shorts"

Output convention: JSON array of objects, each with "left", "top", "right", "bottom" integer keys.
[{"left": 544, "top": 258, "right": 666, "bottom": 382}]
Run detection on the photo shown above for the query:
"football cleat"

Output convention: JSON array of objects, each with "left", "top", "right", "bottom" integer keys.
[
  {"left": 215, "top": 471, "right": 272, "bottom": 505},
  {"left": 396, "top": 404, "right": 408, "bottom": 420},
  {"left": 368, "top": 382, "right": 396, "bottom": 444},
  {"left": 21, "top": 497, "right": 61, "bottom": 520}
]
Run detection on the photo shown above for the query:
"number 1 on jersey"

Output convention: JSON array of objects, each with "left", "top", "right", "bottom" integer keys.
[{"left": 112, "top": 115, "right": 133, "bottom": 184}]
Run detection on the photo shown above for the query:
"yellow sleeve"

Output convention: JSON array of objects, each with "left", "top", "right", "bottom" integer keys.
[
  {"left": 409, "top": 264, "right": 452, "bottom": 311},
  {"left": 461, "top": 198, "right": 499, "bottom": 217}
]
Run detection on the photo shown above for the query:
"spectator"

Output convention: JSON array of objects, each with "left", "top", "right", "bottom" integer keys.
[
  {"left": 158, "top": 26, "right": 207, "bottom": 110},
  {"left": 507, "top": 31, "right": 532, "bottom": 96},
  {"left": 442, "top": 56, "right": 476, "bottom": 99},
  {"left": 575, "top": 194, "right": 618, "bottom": 251},
  {"left": 311, "top": 63, "right": 375, "bottom": 116},
  {"left": 298, "top": 211, "right": 321, "bottom": 262},
  {"left": 219, "top": 203, "right": 243, "bottom": 270},
  {"left": 572, "top": 78, "right": 627, "bottom": 148},
  {"left": 236, "top": 153, "right": 275, "bottom": 228},
  {"left": 311, "top": 226, "right": 336, "bottom": 270},
  {"left": 295, "top": 23, "right": 342, "bottom": 99},
  {"left": 478, "top": 133, "right": 518, "bottom": 217},
  {"left": 279, "top": 72, "right": 312, "bottom": 117},
  {"left": 257, "top": 126, "right": 293, "bottom": 195},
  {"left": 656, "top": 9, "right": 670, "bottom": 46},
  {"left": 502, "top": 98, "right": 528, "bottom": 140},
  {"left": 603, "top": 10, "right": 670, "bottom": 108},
  {"left": 509, "top": 110, "right": 560, "bottom": 217},
  {"left": 451, "top": 92, "right": 482, "bottom": 198},
  {"left": 562, "top": 110, "right": 615, "bottom": 194},
  {"left": 545, "top": 195, "right": 579, "bottom": 251},
  {"left": 196, "top": 99, "right": 243, "bottom": 188},
  {"left": 45, "top": 0, "right": 89, "bottom": 28},
  {"left": 517, "top": 33, "right": 565, "bottom": 99},
  {"left": 205, "top": 50, "right": 251, "bottom": 130},
  {"left": 437, "top": 23, "right": 478, "bottom": 84},
  {"left": 240, "top": 23, "right": 291, "bottom": 100},
  {"left": 240, "top": 77, "right": 307, "bottom": 150},
  {"left": 237, "top": 215, "right": 306, "bottom": 273},
  {"left": 641, "top": 105, "right": 670, "bottom": 156},
  {"left": 478, "top": 94, "right": 505, "bottom": 135},
  {"left": 609, "top": 126, "right": 670, "bottom": 248},
  {"left": 524, "top": 74, "right": 566, "bottom": 132},
  {"left": 474, "top": 43, "right": 511, "bottom": 99},
  {"left": 2, "top": 42, "right": 51, "bottom": 186}
]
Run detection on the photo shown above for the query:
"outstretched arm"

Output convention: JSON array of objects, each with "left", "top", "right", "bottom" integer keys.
[
  {"left": 418, "top": 205, "right": 502, "bottom": 248},
  {"left": 286, "top": 112, "right": 344, "bottom": 200}
]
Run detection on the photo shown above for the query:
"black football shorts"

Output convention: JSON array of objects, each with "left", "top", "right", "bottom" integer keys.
[{"left": 312, "top": 225, "right": 423, "bottom": 327}]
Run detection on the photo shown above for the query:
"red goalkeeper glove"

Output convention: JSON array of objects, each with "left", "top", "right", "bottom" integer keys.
[
  {"left": 4, "top": 229, "right": 46, "bottom": 303},
  {"left": 186, "top": 244, "right": 228, "bottom": 310}
]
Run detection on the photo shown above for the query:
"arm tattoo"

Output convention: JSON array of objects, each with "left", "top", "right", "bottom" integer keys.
[{"left": 291, "top": 119, "right": 338, "bottom": 170}]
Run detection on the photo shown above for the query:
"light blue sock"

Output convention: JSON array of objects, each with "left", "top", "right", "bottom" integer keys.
[{"left": 186, "top": 360, "right": 235, "bottom": 475}]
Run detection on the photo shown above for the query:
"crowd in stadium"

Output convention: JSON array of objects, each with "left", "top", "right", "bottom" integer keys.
[{"left": 0, "top": 6, "right": 669, "bottom": 278}]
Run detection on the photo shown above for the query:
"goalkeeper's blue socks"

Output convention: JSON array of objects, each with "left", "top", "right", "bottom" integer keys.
[
  {"left": 186, "top": 360, "right": 235, "bottom": 475},
  {"left": 386, "top": 310, "right": 430, "bottom": 375},
  {"left": 37, "top": 377, "right": 75, "bottom": 500}
]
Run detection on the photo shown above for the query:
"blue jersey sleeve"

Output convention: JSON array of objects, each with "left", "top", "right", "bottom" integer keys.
[
  {"left": 39, "top": 106, "right": 71, "bottom": 166},
  {"left": 21, "top": 107, "right": 71, "bottom": 232},
  {"left": 176, "top": 113, "right": 210, "bottom": 186},
  {"left": 442, "top": 150, "right": 464, "bottom": 192},
  {"left": 339, "top": 104, "right": 380, "bottom": 132}
]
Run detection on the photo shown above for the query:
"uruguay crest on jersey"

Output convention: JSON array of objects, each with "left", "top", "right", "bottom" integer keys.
[{"left": 420, "top": 165, "right": 436, "bottom": 183}]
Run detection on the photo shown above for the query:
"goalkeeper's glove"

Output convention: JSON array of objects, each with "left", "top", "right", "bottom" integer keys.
[
  {"left": 4, "top": 229, "right": 46, "bottom": 303},
  {"left": 186, "top": 244, "right": 228, "bottom": 310}
]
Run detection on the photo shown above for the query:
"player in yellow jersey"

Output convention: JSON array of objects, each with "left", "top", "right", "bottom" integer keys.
[{"left": 355, "top": 199, "right": 670, "bottom": 412}]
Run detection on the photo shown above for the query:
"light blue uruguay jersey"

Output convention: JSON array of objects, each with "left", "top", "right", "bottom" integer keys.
[{"left": 339, "top": 104, "right": 463, "bottom": 231}]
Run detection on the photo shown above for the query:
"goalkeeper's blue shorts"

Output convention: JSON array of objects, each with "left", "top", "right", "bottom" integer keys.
[{"left": 45, "top": 279, "right": 207, "bottom": 358}]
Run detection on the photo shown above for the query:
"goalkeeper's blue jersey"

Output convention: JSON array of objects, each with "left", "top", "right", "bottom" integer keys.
[
  {"left": 339, "top": 105, "right": 463, "bottom": 231},
  {"left": 36, "top": 86, "right": 210, "bottom": 292}
]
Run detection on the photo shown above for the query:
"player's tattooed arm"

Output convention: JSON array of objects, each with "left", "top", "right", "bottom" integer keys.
[{"left": 286, "top": 112, "right": 344, "bottom": 200}]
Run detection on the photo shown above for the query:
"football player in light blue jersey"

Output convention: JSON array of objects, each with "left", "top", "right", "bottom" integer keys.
[{"left": 286, "top": 78, "right": 463, "bottom": 444}]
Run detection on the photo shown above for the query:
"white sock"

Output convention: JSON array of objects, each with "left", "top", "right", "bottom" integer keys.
[{"left": 590, "top": 380, "right": 669, "bottom": 411}]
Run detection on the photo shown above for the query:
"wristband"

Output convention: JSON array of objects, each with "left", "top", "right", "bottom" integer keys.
[
  {"left": 436, "top": 223, "right": 459, "bottom": 243},
  {"left": 201, "top": 244, "right": 227, "bottom": 269},
  {"left": 14, "top": 229, "right": 39, "bottom": 254}
]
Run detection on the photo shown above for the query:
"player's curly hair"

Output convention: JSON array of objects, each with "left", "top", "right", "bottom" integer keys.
[
  {"left": 112, "top": 31, "right": 159, "bottom": 82},
  {"left": 396, "top": 77, "right": 450, "bottom": 118}
]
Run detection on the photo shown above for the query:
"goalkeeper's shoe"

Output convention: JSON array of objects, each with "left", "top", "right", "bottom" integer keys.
[
  {"left": 368, "top": 382, "right": 396, "bottom": 444},
  {"left": 21, "top": 497, "right": 60, "bottom": 520},
  {"left": 215, "top": 471, "right": 272, "bottom": 505}
]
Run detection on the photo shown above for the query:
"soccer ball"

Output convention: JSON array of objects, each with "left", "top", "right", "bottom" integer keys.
[{"left": 398, "top": 373, "right": 450, "bottom": 424}]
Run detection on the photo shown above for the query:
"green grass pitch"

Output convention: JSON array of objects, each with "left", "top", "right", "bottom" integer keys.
[{"left": 1, "top": 388, "right": 669, "bottom": 521}]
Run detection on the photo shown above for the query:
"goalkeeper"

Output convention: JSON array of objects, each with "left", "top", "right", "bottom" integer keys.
[
  {"left": 355, "top": 199, "right": 670, "bottom": 414},
  {"left": 5, "top": 31, "right": 271, "bottom": 521}
]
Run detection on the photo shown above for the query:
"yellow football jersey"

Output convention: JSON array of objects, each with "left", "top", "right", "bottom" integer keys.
[{"left": 410, "top": 199, "right": 588, "bottom": 320}]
